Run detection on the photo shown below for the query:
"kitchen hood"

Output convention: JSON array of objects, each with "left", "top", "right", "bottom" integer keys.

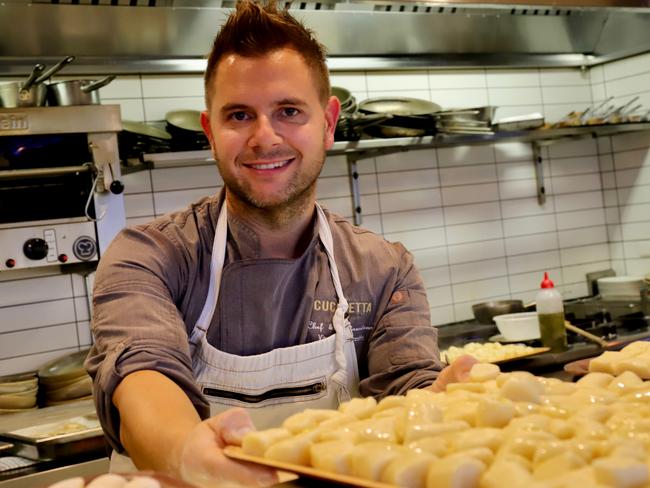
[{"left": 0, "top": 0, "right": 649, "bottom": 75}]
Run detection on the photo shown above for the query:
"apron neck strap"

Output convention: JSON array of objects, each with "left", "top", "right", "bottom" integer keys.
[{"left": 315, "top": 203, "right": 348, "bottom": 314}]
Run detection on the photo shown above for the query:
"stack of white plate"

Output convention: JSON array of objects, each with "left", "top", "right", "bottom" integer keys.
[
  {"left": 0, "top": 372, "right": 38, "bottom": 414},
  {"left": 597, "top": 276, "right": 645, "bottom": 301},
  {"left": 38, "top": 350, "right": 93, "bottom": 406}
]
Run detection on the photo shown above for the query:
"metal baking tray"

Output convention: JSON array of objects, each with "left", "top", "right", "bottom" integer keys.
[
  {"left": 493, "top": 113, "right": 545, "bottom": 132},
  {"left": 0, "top": 441, "right": 14, "bottom": 454},
  {"left": 0, "top": 400, "right": 107, "bottom": 461}
]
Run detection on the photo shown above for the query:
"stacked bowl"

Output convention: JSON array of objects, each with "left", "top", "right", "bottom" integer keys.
[
  {"left": 597, "top": 276, "right": 645, "bottom": 301},
  {"left": 38, "top": 350, "right": 93, "bottom": 406},
  {"left": 0, "top": 372, "right": 38, "bottom": 414}
]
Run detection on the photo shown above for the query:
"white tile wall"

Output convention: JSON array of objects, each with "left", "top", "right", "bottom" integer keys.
[{"left": 3, "top": 53, "right": 650, "bottom": 374}]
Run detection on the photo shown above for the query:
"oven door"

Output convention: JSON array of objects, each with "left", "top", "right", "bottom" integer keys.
[
  {"left": 0, "top": 167, "right": 100, "bottom": 271},
  {"left": 0, "top": 168, "right": 95, "bottom": 224}
]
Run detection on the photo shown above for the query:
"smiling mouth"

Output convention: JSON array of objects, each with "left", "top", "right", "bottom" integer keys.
[{"left": 247, "top": 158, "right": 294, "bottom": 170}]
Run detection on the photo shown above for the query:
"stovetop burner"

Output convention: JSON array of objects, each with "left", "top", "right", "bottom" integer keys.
[{"left": 564, "top": 297, "right": 649, "bottom": 344}]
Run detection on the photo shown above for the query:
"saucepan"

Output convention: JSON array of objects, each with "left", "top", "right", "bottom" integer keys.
[
  {"left": 0, "top": 56, "right": 75, "bottom": 108},
  {"left": 0, "top": 64, "right": 47, "bottom": 108},
  {"left": 47, "top": 75, "right": 116, "bottom": 106}
]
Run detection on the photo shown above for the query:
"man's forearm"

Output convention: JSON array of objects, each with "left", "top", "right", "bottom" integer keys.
[{"left": 112, "top": 370, "right": 202, "bottom": 475}]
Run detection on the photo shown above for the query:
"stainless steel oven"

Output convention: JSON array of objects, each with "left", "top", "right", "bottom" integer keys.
[{"left": 0, "top": 105, "right": 125, "bottom": 272}]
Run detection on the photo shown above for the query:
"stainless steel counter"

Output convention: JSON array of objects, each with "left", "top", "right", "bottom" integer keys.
[{"left": 0, "top": 457, "right": 109, "bottom": 488}]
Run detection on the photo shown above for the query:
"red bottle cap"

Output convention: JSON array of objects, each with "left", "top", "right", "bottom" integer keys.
[{"left": 540, "top": 271, "right": 555, "bottom": 288}]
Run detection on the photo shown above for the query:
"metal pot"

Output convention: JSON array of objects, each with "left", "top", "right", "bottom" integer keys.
[
  {"left": 0, "top": 64, "right": 47, "bottom": 108},
  {"left": 472, "top": 300, "right": 525, "bottom": 325},
  {"left": 47, "top": 75, "right": 116, "bottom": 106}
]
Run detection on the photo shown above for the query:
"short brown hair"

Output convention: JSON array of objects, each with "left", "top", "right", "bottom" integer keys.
[{"left": 204, "top": 0, "right": 330, "bottom": 108}]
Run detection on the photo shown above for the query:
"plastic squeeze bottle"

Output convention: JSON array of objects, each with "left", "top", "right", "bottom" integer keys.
[{"left": 536, "top": 272, "right": 568, "bottom": 352}]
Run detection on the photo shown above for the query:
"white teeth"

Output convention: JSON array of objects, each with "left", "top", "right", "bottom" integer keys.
[{"left": 250, "top": 159, "right": 290, "bottom": 170}]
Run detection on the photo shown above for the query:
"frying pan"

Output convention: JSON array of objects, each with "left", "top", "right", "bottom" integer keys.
[
  {"left": 165, "top": 110, "right": 209, "bottom": 151},
  {"left": 358, "top": 97, "right": 441, "bottom": 138},
  {"left": 358, "top": 97, "right": 442, "bottom": 116},
  {"left": 119, "top": 121, "right": 172, "bottom": 159},
  {"left": 472, "top": 300, "right": 525, "bottom": 324},
  {"left": 363, "top": 123, "right": 430, "bottom": 139},
  {"left": 122, "top": 121, "right": 172, "bottom": 141},
  {"left": 335, "top": 113, "right": 392, "bottom": 141},
  {"left": 166, "top": 110, "right": 203, "bottom": 132}
]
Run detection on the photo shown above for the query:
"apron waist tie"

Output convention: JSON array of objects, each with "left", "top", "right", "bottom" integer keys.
[{"left": 331, "top": 306, "right": 352, "bottom": 403}]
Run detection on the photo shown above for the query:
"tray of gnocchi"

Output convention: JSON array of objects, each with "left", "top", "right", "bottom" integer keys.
[
  {"left": 228, "top": 347, "right": 650, "bottom": 488},
  {"left": 441, "top": 342, "right": 549, "bottom": 365},
  {"left": 225, "top": 446, "right": 393, "bottom": 488},
  {"left": 565, "top": 340, "right": 650, "bottom": 379}
]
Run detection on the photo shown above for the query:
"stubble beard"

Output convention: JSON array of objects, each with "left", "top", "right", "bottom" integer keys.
[{"left": 217, "top": 148, "right": 326, "bottom": 226}]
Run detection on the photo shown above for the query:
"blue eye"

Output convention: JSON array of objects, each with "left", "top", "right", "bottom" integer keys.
[
  {"left": 281, "top": 107, "right": 300, "bottom": 117},
  {"left": 230, "top": 111, "right": 249, "bottom": 121}
]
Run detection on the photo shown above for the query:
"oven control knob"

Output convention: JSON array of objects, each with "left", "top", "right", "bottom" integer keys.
[
  {"left": 23, "top": 238, "right": 49, "bottom": 260},
  {"left": 110, "top": 180, "right": 125, "bottom": 195},
  {"left": 58, "top": 254, "right": 68, "bottom": 263},
  {"left": 5, "top": 259, "right": 15, "bottom": 268}
]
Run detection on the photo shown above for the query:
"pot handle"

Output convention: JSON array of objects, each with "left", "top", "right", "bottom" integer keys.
[
  {"left": 21, "top": 64, "right": 45, "bottom": 91},
  {"left": 34, "top": 56, "right": 75, "bottom": 85},
  {"left": 81, "top": 75, "right": 116, "bottom": 93},
  {"left": 344, "top": 113, "right": 393, "bottom": 129}
]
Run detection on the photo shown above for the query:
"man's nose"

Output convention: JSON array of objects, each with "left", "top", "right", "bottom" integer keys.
[{"left": 248, "top": 115, "right": 282, "bottom": 148}]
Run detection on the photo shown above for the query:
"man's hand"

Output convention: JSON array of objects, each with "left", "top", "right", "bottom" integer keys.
[
  {"left": 177, "top": 408, "right": 278, "bottom": 488},
  {"left": 427, "top": 354, "right": 479, "bottom": 392},
  {"left": 114, "top": 371, "right": 277, "bottom": 488}
]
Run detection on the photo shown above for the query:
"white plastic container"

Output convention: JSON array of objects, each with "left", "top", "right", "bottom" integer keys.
[{"left": 493, "top": 312, "right": 540, "bottom": 342}]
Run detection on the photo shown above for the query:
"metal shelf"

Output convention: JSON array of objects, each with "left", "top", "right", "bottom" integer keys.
[
  {"left": 139, "top": 122, "right": 650, "bottom": 225},
  {"left": 328, "top": 122, "right": 650, "bottom": 155},
  {"left": 141, "top": 122, "right": 650, "bottom": 166}
]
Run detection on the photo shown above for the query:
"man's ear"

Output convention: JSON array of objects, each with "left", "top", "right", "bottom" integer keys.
[
  {"left": 324, "top": 95, "right": 341, "bottom": 150},
  {"left": 200, "top": 111, "right": 215, "bottom": 149}
]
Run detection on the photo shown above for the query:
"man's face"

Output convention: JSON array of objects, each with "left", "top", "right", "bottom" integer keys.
[{"left": 201, "top": 48, "right": 340, "bottom": 210}]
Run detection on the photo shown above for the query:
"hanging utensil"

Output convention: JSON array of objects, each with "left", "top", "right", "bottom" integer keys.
[
  {"left": 33, "top": 56, "right": 75, "bottom": 85},
  {"left": 592, "top": 96, "right": 615, "bottom": 116}
]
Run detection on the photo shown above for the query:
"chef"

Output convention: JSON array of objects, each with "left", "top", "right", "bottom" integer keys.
[{"left": 85, "top": 1, "right": 476, "bottom": 486}]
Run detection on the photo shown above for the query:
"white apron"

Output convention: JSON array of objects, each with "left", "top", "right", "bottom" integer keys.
[{"left": 110, "top": 202, "right": 359, "bottom": 472}]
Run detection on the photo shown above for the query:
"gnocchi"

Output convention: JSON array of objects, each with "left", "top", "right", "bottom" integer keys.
[
  {"left": 441, "top": 342, "right": 539, "bottom": 364},
  {"left": 241, "top": 341, "right": 650, "bottom": 488}
]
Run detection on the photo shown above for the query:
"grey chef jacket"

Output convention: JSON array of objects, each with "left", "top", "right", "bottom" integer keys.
[{"left": 85, "top": 191, "right": 444, "bottom": 452}]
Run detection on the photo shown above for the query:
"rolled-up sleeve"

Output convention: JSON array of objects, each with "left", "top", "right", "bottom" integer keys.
[
  {"left": 359, "top": 244, "right": 444, "bottom": 398},
  {"left": 84, "top": 224, "right": 209, "bottom": 452}
]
